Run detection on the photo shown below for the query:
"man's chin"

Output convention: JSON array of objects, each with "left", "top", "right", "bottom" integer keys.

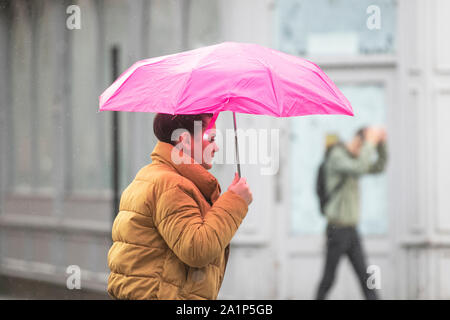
[{"left": 202, "top": 163, "right": 213, "bottom": 170}]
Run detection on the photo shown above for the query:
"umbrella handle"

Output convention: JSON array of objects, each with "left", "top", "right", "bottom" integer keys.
[{"left": 232, "top": 112, "right": 241, "bottom": 178}]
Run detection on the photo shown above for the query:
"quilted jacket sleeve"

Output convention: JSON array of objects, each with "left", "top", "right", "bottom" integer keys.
[{"left": 154, "top": 186, "right": 248, "bottom": 268}]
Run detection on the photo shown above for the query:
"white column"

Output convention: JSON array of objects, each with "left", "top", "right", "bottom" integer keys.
[{"left": 398, "top": 0, "right": 450, "bottom": 299}]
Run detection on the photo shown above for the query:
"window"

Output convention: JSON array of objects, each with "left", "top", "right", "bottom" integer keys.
[
  {"left": 276, "top": 0, "right": 397, "bottom": 56},
  {"left": 289, "top": 84, "right": 388, "bottom": 235}
]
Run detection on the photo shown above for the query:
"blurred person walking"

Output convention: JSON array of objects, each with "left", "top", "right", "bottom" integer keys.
[
  {"left": 315, "top": 127, "right": 388, "bottom": 300},
  {"left": 107, "top": 113, "right": 252, "bottom": 300}
]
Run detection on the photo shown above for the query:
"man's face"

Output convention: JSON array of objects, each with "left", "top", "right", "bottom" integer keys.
[{"left": 190, "top": 117, "right": 219, "bottom": 170}]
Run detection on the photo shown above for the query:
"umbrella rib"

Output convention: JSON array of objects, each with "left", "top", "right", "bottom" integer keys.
[
  {"left": 261, "top": 63, "right": 280, "bottom": 116},
  {"left": 239, "top": 44, "right": 281, "bottom": 116},
  {"left": 262, "top": 50, "right": 348, "bottom": 111},
  {"left": 174, "top": 45, "right": 222, "bottom": 113},
  {"left": 250, "top": 60, "right": 280, "bottom": 115},
  {"left": 174, "top": 71, "right": 193, "bottom": 114},
  {"left": 311, "top": 68, "right": 342, "bottom": 103},
  {"left": 233, "top": 96, "right": 279, "bottom": 117}
]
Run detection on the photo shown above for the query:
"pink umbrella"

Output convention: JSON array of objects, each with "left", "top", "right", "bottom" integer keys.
[{"left": 99, "top": 42, "right": 353, "bottom": 176}]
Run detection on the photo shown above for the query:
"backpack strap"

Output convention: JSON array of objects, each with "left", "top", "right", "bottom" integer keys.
[
  {"left": 323, "top": 143, "right": 347, "bottom": 208},
  {"left": 323, "top": 173, "right": 347, "bottom": 206}
]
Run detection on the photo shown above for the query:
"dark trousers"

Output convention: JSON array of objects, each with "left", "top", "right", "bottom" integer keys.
[{"left": 316, "top": 224, "right": 378, "bottom": 300}]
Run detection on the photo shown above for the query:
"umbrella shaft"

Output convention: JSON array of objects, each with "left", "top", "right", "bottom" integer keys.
[
  {"left": 233, "top": 112, "right": 241, "bottom": 178},
  {"left": 111, "top": 45, "right": 120, "bottom": 222}
]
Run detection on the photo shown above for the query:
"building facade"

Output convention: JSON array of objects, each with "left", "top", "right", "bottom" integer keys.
[{"left": 0, "top": 0, "right": 449, "bottom": 299}]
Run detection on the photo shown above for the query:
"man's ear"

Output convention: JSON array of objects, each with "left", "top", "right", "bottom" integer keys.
[
  {"left": 171, "top": 130, "right": 193, "bottom": 165},
  {"left": 171, "top": 129, "right": 191, "bottom": 149},
  {"left": 179, "top": 131, "right": 192, "bottom": 149}
]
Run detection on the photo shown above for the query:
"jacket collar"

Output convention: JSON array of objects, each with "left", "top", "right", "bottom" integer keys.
[{"left": 150, "top": 141, "right": 221, "bottom": 204}]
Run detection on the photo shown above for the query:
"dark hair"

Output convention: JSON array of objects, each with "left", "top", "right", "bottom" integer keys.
[
  {"left": 153, "top": 113, "right": 214, "bottom": 145},
  {"left": 356, "top": 127, "right": 367, "bottom": 141}
]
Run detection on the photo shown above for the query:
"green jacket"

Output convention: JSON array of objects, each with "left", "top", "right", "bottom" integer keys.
[{"left": 324, "top": 141, "right": 387, "bottom": 226}]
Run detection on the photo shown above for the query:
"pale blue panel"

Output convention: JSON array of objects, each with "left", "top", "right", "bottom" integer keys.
[
  {"left": 289, "top": 85, "right": 388, "bottom": 235},
  {"left": 275, "top": 0, "right": 397, "bottom": 56}
]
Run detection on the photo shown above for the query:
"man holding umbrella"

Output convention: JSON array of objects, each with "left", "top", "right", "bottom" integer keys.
[
  {"left": 100, "top": 42, "right": 356, "bottom": 299},
  {"left": 107, "top": 113, "right": 252, "bottom": 299}
]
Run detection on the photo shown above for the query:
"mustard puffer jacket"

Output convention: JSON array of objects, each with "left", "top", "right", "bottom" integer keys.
[{"left": 107, "top": 141, "right": 249, "bottom": 300}]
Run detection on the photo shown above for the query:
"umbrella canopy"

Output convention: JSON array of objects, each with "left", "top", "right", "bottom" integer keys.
[{"left": 99, "top": 42, "right": 353, "bottom": 117}]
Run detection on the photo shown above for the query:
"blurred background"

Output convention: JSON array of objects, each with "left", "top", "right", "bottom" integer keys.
[{"left": 1, "top": 0, "right": 450, "bottom": 299}]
